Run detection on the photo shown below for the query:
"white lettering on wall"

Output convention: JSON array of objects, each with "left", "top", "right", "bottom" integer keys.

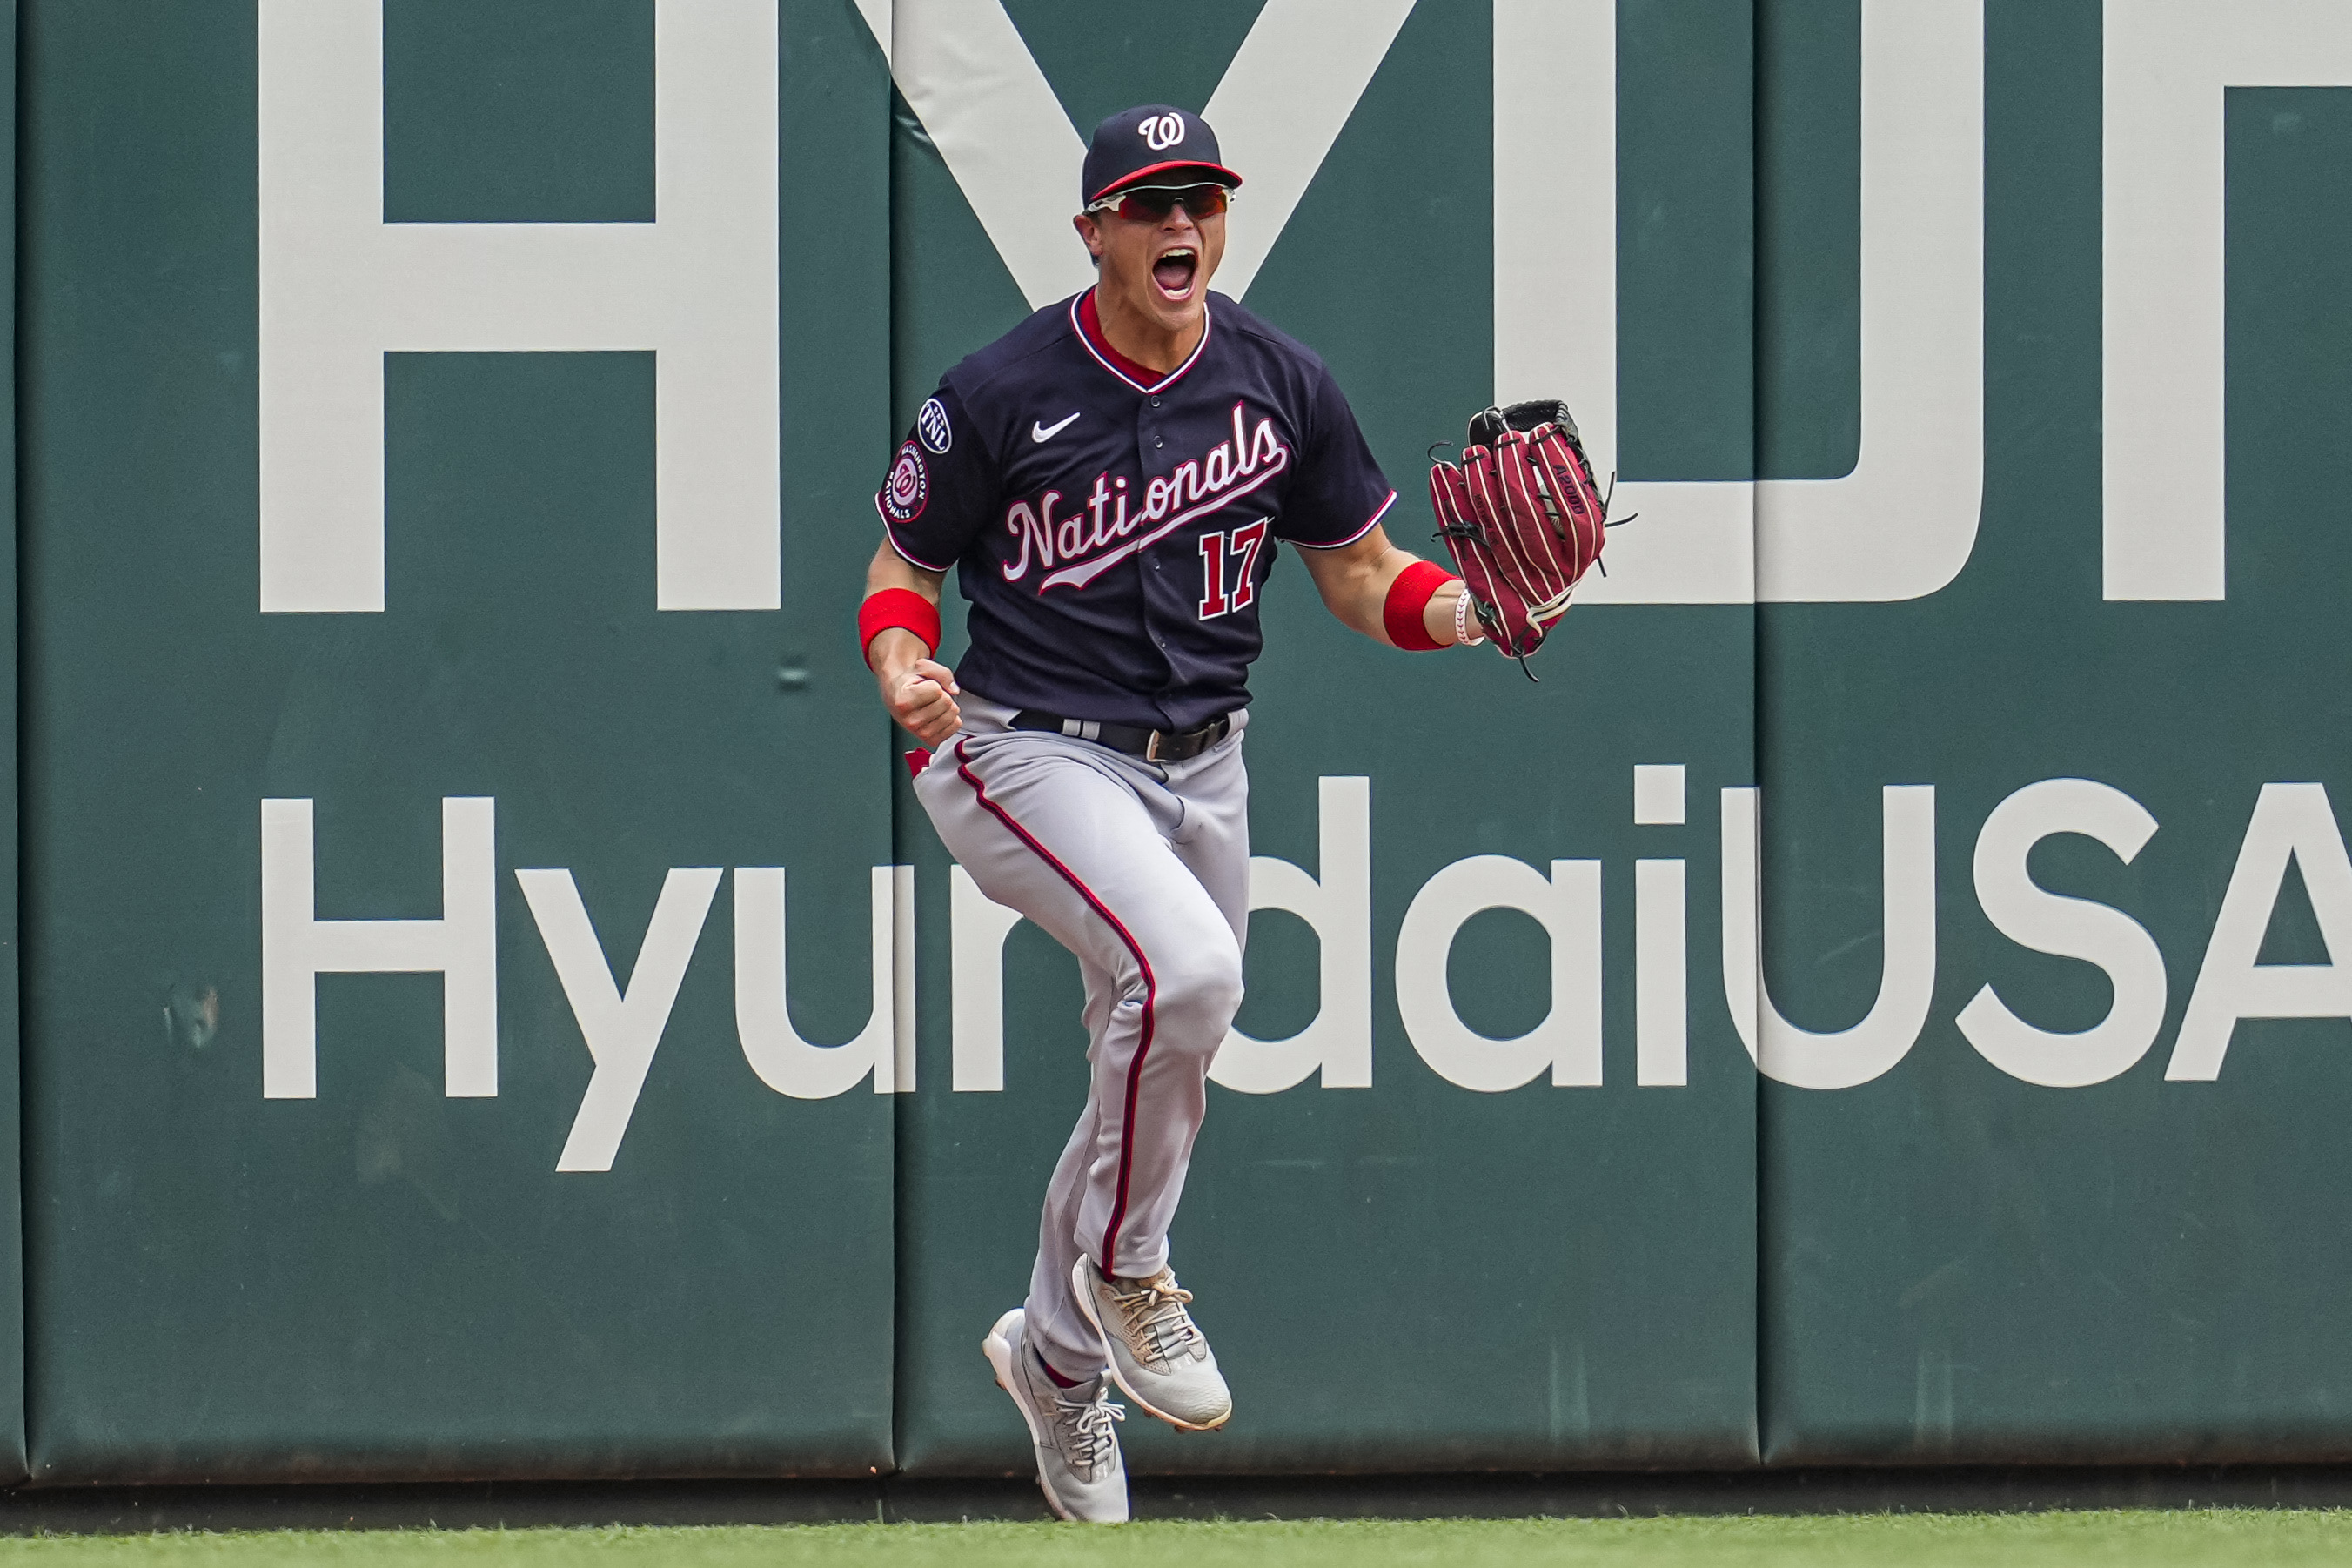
[
  {"left": 2103, "top": 0, "right": 2352, "bottom": 600},
  {"left": 1495, "top": 0, "right": 1983, "bottom": 606},
  {"left": 1633, "top": 765, "right": 1689, "bottom": 1087},
  {"left": 950, "top": 864, "right": 1027, "bottom": 1092},
  {"left": 254, "top": 774, "right": 2352, "bottom": 1125},
  {"left": 734, "top": 866, "right": 914, "bottom": 1097},
  {"left": 257, "top": 0, "right": 780, "bottom": 613},
  {"left": 517, "top": 867, "right": 721, "bottom": 1171},
  {"left": 260, "top": 796, "right": 499, "bottom": 1099},
  {"left": 1636, "top": 861, "right": 1688, "bottom": 1088},
  {"left": 1956, "top": 779, "right": 2168, "bottom": 1087},
  {"left": 1720, "top": 785, "right": 1937, "bottom": 1089},
  {"left": 2168, "top": 782, "right": 2352, "bottom": 1077},
  {"left": 1212, "top": 776, "right": 1374, "bottom": 1094},
  {"left": 1396, "top": 856, "right": 1603, "bottom": 1091}
]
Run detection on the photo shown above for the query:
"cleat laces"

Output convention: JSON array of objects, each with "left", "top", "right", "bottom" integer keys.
[
  {"left": 1109, "top": 1272, "right": 1205, "bottom": 1368},
  {"left": 1054, "top": 1384, "right": 1125, "bottom": 1478}
]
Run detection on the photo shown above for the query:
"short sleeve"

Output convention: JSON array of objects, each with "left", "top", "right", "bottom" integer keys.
[
  {"left": 875, "top": 383, "right": 995, "bottom": 571},
  {"left": 1277, "top": 362, "right": 1397, "bottom": 548}
]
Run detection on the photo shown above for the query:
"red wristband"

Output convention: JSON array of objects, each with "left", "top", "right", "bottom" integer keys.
[
  {"left": 859, "top": 587, "right": 941, "bottom": 668},
  {"left": 1383, "top": 560, "right": 1456, "bottom": 652}
]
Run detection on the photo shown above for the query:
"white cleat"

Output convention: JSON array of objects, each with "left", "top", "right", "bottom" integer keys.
[
  {"left": 982, "top": 1307, "right": 1130, "bottom": 1524},
  {"left": 1073, "top": 1258, "right": 1233, "bottom": 1431}
]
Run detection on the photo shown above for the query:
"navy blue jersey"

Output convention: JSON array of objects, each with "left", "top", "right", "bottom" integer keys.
[{"left": 875, "top": 291, "right": 1395, "bottom": 732}]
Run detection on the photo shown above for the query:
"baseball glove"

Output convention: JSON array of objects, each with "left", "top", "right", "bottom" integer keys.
[{"left": 1428, "top": 399, "right": 1611, "bottom": 677}]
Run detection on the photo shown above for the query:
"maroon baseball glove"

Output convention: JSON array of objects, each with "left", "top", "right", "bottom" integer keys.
[{"left": 1428, "top": 400, "right": 1610, "bottom": 676}]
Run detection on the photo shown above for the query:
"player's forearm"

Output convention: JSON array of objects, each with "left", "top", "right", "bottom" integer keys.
[
  {"left": 1329, "top": 543, "right": 1466, "bottom": 647},
  {"left": 861, "top": 539, "right": 962, "bottom": 744},
  {"left": 1419, "top": 573, "right": 1467, "bottom": 647},
  {"left": 866, "top": 627, "right": 930, "bottom": 687}
]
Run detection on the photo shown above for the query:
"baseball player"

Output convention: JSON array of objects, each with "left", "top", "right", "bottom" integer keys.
[{"left": 859, "top": 105, "right": 1484, "bottom": 1522}]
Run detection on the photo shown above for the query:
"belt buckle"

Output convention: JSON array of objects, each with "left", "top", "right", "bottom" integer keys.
[{"left": 1144, "top": 729, "right": 1164, "bottom": 763}]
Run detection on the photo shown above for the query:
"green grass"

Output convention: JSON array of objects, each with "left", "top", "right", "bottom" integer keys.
[{"left": 0, "top": 1513, "right": 2349, "bottom": 1565}]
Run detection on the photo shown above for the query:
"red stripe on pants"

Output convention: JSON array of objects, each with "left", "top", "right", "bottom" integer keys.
[{"left": 953, "top": 739, "right": 1157, "bottom": 1271}]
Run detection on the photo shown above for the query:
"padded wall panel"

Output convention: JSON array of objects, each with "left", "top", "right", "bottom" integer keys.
[
  {"left": 19, "top": 0, "right": 895, "bottom": 1481},
  {"left": 0, "top": 0, "right": 26, "bottom": 1486},
  {"left": 1758, "top": 0, "right": 2352, "bottom": 1463}
]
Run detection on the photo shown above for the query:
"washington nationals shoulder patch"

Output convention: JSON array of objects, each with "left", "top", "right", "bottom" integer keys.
[{"left": 884, "top": 442, "right": 929, "bottom": 522}]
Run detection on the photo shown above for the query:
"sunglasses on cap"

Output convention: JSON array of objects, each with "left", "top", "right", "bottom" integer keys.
[{"left": 1085, "top": 183, "right": 1233, "bottom": 222}]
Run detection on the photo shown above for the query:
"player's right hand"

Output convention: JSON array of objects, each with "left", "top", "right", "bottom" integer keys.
[{"left": 884, "top": 655, "right": 962, "bottom": 747}]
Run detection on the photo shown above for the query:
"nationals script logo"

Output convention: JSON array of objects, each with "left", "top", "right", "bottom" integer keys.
[{"left": 1002, "top": 402, "right": 1290, "bottom": 591}]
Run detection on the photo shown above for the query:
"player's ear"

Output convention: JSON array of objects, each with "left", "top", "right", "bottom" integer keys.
[{"left": 1073, "top": 212, "right": 1104, "bottom": 263}]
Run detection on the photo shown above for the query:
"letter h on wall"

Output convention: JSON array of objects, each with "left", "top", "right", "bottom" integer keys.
[{"left": 257, "top": 0, "right": 781, "bottom": 613}]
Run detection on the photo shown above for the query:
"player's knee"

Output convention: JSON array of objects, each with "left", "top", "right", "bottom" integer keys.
[{"left": 1151, "top": 938, "right": 1243, "bottom": 1048}]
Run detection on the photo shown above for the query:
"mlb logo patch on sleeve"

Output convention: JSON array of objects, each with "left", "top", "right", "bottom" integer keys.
[{"left": 917, "top": 398, "right": 953, "bottom": 454}]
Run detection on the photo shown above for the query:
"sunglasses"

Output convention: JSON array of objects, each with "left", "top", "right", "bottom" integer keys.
[{"left": 1086, "top": 184, "right": 1233, "bottom": 222}]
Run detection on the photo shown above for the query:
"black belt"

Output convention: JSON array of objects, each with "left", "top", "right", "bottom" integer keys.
[{"left": 1012, "top": 708, "right": 1232, "bottom": 762}]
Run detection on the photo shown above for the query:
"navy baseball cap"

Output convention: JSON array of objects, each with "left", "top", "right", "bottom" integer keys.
[{"left": 1082, "top": 104, "right": 1243, "bottom": 207}]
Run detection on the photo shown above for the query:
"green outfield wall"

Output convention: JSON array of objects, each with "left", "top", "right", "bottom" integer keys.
[{"left": 10, "top": 0, "right": 2352, "bottom": 1484}]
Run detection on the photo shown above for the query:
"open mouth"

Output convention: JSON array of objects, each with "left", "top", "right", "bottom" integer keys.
[{"left": 1152, "top": 248, "right": 1198, "bottom": 299}]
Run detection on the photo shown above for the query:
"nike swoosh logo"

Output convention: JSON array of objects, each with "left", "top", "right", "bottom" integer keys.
[{"left": 1031, "top": 412, "right": 1082, "bottom": 443}]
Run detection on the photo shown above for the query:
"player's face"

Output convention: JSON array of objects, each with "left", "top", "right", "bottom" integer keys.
[{"left": 1076, "top": 191, "right": 1227, "bottom": 335}]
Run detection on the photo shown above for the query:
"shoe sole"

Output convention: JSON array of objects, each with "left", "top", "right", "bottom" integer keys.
[
  {"left": 1070, "top": 1261, "right": 1233, "bottom": 1432},
  {"left": 983, "top": 1308, "right": 1129, "bottom": 1524}
]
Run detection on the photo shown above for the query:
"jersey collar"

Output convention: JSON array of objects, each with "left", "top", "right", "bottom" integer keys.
[{"left": 1072, "top": 289, "right": 1212, "bottom": 396}]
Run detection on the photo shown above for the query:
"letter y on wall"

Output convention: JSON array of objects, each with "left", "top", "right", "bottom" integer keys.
[
  {"left": 518, "top": 867, "right": 722, "bottom": 1173},
  {"left": 853, "top": 0, "right": 1416, "bottom": 307}
]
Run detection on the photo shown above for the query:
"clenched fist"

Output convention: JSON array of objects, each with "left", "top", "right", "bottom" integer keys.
[{"left": 873, "top": 637, "right": 962, "bottom": 747}]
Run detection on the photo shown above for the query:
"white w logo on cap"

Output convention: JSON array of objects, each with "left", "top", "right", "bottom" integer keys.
[{"left": 1139, "top": 112, "right": 1186, "bottom": 151}]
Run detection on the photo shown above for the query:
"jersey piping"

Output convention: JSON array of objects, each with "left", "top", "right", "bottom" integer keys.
[
  {"left": 1069, "top": 291, "right": 1213, "bottom": 396},
  {"left": 877, "top": 494, "right": 957, "bottom": 573},
  {"left": 1293, "top": 486, "right": 1400, "bottom": 551}
]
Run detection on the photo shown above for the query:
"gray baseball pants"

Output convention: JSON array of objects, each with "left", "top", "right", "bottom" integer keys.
[{"left": 914, "top": 693, "right": 1250, "bottom": 1381}]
